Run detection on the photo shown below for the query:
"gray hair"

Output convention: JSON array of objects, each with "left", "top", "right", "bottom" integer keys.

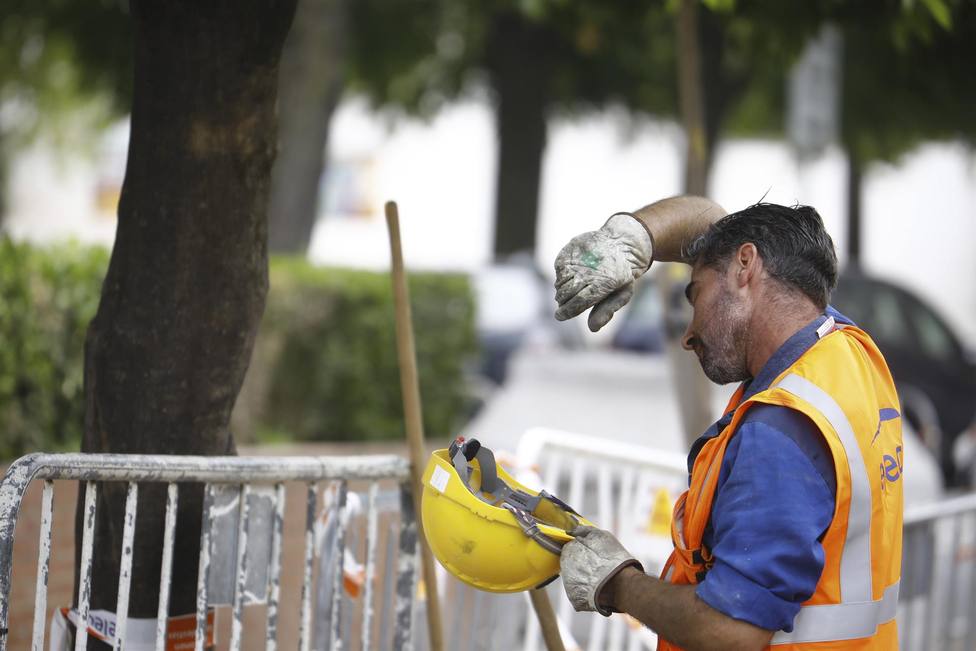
[{"left": 684, "top": 203, "right": 838, "bottom": 309}]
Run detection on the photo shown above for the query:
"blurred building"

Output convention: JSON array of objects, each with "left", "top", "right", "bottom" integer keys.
[{"left": 3, "top": 94, "right": 974, "bottom": 345}]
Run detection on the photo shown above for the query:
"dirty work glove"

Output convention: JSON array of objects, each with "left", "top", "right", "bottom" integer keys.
[
  {"left": 554, "top": 213, "right": 653, "bottom": 332},
  {"left": 560, "top": 525, "right": 644, "bottom": 616}
]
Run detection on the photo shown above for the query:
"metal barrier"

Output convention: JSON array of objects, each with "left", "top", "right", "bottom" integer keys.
[
  {"left": 901, "top": 491, "right": 976, "bottom": 651},
  {"left": 516, "top": 427, "right": 688, "bottom": 651},
  {"left": 0, "top": 452, "right": 418, "bottom": 651}
]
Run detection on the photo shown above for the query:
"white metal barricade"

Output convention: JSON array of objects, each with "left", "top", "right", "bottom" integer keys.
[
  {"left": 515, "top": 427, "right": 688, "bottom": 651},
  {"left": 0, "top": 452, "right": 419, "bottom": 651},
  {"left": 901, "top": 492, "right": 976, "bottom": 651}
]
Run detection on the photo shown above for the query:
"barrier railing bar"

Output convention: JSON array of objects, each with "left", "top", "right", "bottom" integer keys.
[
  {"left": 195, "top": 484, "right": 216, "bottom": 651},
  {"left": 74, "top": 481, "right": 97, "bottom": 651},
  {"left": 380, "top": 520, "right": 396, "bottom": 649},
  {"left": 901, "top": 524, "right": 917, "bottom": 651},
  {"left": 361, "top": 482, "right": 379, "bottom": 650},
  {"left": 330, "top": 481, "right": 348, "bottom": 651},
  {"left": 558, "top": 458, "right": 585, "bottom": 626},
  {"left": 449, "top": 575, "right": 463, "bottom": 649},
  {"left": 943, "top": 514, "right": 962, "bottom": 647},
  {"left": 299, "top": 483, "right": 317, "bottom": 651},
  {"left": 230, "top": 484, "right": 251, "bottom": 651},
  {"left": 265, "top": 482, "right": 285, "bottom": 651},
  {"left": 967, "top": 515, "right": 976, "bottom": 650},
  {"left": 905, "top": 491, "right": 976, "bottom": 524},
  {"left": 114, "top": 482, "right": 139, "bottom": 650},
  {"left": 30, "top": 480, "right": 54, "bottom": 651},
  {"left": 392, "top": 483, "right": 417, "bottom": 651},
  {"left": 8, "top": 453, "right": 409, "bottom": 484},
  {"left": 155, "top": 483, "right": 179, "bottom": 651},
  {"left": 919, "top": 522, "right": 935, "bottom": 651}
]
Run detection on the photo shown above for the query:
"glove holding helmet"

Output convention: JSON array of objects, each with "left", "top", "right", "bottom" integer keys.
[
  {"left": 560, "top": 525, "right": 643, "bottom": 616},
  {"left": 553, "top": 196, "right": 726, "bottom": 331}
]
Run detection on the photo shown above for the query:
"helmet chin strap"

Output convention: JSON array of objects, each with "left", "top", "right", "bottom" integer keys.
[{"left": 449, "top": 437, "right": 580, "bottom": 554}]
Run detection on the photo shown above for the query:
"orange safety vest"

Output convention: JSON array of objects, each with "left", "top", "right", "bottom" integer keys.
[{"left": 659, "top": 319, "right": 903, "bottom": 650}]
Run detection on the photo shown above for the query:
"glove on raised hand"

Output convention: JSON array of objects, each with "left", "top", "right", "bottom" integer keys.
[
  {"left": 553, "top": 213, "right": 653, "bottom": 332},
  {"left": 560, "top": 525, "right": 644, "bottom": 616}
]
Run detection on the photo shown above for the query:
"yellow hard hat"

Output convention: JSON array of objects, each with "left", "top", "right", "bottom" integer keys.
[{"left": 421, "top": 437, "right": 593, "bottom": 593}]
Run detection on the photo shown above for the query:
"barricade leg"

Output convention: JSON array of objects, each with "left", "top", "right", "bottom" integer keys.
[
  {"left": 393, "top": 483, "right": 418, "bottom": 651},
  {"left": 75, "top": 481, "right": 97, "bottom": 651},
  {"left": 156, "top": 483, "right": 179, "bottom": 651},
  {"left": 265, "top": 482, "right": 285, "bottom": 651},
  {"left": 195, "top": 483, "right": 216, "bottom": 651},
  {"left": 299, "top": 483, "right": 318, "bottom": 651},
  {"left": 113, "top": 482, "right": 139, "bottom": 650},
  {"left": 31, "top": 480, "right": 55, "bottom": 651}
]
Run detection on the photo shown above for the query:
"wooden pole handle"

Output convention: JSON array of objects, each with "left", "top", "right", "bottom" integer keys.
[
  {"left": 385, "top": 201, "right": 444, "bottom": 651},
  {"left": 529, "top": 588, "right": 567, "bottom": 651}
]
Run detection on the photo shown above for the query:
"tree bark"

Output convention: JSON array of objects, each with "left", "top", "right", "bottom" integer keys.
[
  {"left": 667, "top": 0, "right": 715, "bottom": 446},
  {"left": 75, "top": 0, "right": 296, "bottom": 642},
  {"left": 676, "top": 0, "right": 709, "bottom": 197},
  {"left": 487, "top": 13, "right": 554, "bottom": 260},
  {"left": 846, "top": 149, "right": 862, "bottom": 266},
  {"left": 268, "top": 0, "right": 349, "bottom": 254}
]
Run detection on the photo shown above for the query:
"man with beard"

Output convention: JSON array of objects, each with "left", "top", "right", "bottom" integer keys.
[{"left": 552, "top": 197, "right": 903, "bottom": 650}]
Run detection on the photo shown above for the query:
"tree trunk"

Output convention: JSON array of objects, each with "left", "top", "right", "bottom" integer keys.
[
  {"left": 487, "top": 13, "right": 553, "bottom": 260},
  {"left": 676, "top": 0, "right": 709, "bottom": 197},
  {"left": 846, "top": 149, "right": 862, "bottom": 266},
  {"left": 268, "top": 0, "right": 349, "bottom": 254},
  {"left": 667, "top": 0, "right": 714, "bottom": 446},
  {"left": 75, "top": 0, "right": 296, "bottom": 642}
]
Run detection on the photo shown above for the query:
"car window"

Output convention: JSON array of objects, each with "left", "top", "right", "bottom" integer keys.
[
  {"left": 630, "top": 282, "right": 662, "bottom": 321},
  {"left": 904, "top": 296, "right": 957, "bottom": 362},
  {"left": 870, "top": 290, "right": 913, "bottom": 347}
]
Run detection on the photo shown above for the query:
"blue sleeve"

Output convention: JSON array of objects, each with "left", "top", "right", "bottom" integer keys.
[{"left": 695, "top": 419, "right": 835, "bottom": 632}]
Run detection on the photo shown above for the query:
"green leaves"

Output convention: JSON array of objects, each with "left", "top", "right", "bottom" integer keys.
[
  {"left": 920, "top": 0, "right": 952, "bottom": 30},
  {"left": 0, "top": 237, "right": 108, "bottom": 460},
  {"left": 241, "top": 258, "right": 478, "bottom": 443},
  {"left": 0, "top": 244, "right": 478, "bottom": 459}
]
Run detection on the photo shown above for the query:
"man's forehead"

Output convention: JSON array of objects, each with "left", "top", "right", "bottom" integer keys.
[
  {"left": 688, "top": 262, "right": 714, "bottom": 285},
  {"left": 685, "top": 263, "right": 716, "bottom": 300}
]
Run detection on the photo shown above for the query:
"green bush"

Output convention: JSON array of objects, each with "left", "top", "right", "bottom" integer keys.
[
  {"left": 236, "top": 258, "right": 478, "bottom": 443},
  {"left": 0, "top": 237, "right": 108, "bottom": 459},
  {"left": 0, "top": 241, "right": 477, "bottom": 459}
]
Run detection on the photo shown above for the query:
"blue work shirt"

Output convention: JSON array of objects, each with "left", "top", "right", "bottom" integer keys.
[{"left": 689, "top": 307, "right": 852, "bottom": 632}]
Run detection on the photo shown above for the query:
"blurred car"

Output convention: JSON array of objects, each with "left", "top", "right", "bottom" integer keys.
[
  {"left": 612, "top": 267, "right": 976, "bottom": 486},
  {"left": 471, "top": 255, "right": 585, "bottom": 385},
  {"left": 608, "top": 279, "right": 668, "bottom": 353}
]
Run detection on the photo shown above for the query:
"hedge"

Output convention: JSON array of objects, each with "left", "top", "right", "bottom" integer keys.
[
  {"left": 234, "top": 258, "right": 478, "bottom": 443},
  {"left": 0, "top": 238, "right": 477, "bottom": 459},
  {"left": 0, "top": 237, "right": 108, "bottom": 460}
]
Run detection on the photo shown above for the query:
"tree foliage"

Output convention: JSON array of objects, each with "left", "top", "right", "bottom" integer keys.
[
  {"left": 0, "top": 0, "right": 131, "bottom": 144},
  {"left": 709, "top": 0, "right": 976, "bottom": 164},
  {"left": 835, "top": 0, "right": 976, "bottom": 163}
]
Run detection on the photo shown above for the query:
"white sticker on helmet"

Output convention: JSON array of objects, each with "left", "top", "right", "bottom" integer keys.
[{"left": 430, "top": 465, "right": 451, "bottom": 493}]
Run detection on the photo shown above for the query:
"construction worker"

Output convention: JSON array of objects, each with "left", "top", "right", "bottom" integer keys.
[{"left": 552, "top": 196, "right": 903, "bottom": 650}]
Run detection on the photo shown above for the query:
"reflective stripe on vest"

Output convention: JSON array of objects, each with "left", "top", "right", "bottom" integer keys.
[{"left": 769, "top": 373, "right": 898, "bottom": 645}]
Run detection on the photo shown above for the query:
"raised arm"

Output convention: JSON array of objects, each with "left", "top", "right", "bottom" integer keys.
[
  {"left": 630, "top": 195, "right": 726, "bottom": 263},
  {"left": 553, "top": 195, "right": 725, "bottom": 331}
]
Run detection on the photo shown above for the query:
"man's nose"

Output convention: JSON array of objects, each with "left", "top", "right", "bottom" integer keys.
[{"left": 681, "top": 326, "right": 696, "bottom": 351}]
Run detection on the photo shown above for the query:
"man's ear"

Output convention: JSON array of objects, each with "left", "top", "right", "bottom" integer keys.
[{"left": 734, "top": 243, "right": 761, "bottom": 288}]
